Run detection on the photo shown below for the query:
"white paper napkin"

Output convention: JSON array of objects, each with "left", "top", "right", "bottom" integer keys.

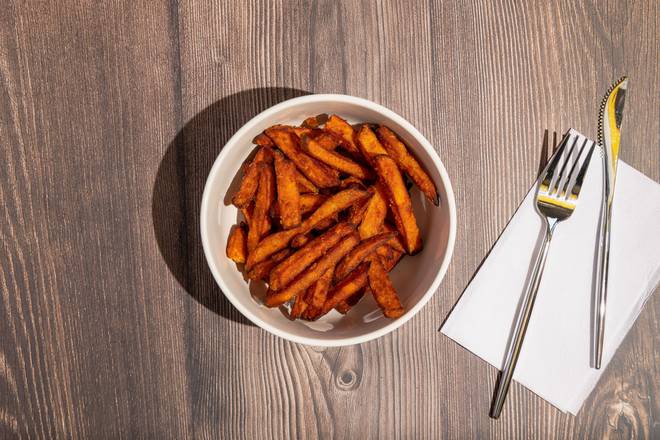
[{"left": 441, "top": 129, "right": 660, "bottom": 414}]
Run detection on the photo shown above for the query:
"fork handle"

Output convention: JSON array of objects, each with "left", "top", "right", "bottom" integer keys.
[
  {"left": 593, "top": 199, "right": 612, "bottom": 369},
  {"left": 490, "top": 220, "right": 556, "bottom": 418}
]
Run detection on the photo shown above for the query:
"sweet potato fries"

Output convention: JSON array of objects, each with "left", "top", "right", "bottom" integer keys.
[{"left": 225, "top": 114, "right": 439, "bottom": 321}]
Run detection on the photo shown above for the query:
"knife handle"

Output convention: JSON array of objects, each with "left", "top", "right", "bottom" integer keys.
[{"left": 593, "top": 181, "right": 613, "bottom": 369}]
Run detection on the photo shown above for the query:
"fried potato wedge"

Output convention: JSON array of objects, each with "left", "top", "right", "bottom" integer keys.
[
  {"left": 358, "top": 184, "right": 388, "bottom": 239},
  {"left": 335, "top": 289, "right": 366, "bottom": 314},
  {"left": 246, "top": 163, "right": 275, "bottom": 252},
  {"left": 240, "top": 204, "right": 253, "bottom": 226},
  {"left": 290, "top": 126, "right": 314, "bottom": 139},
  {"left": 373, "top": 154, "right": 422, "bottom": 254},
  {"left": 299, "top": 188, "right": 369, "bottom": 231},
  {"left": 295, "top": 170, "right": 319, "bottom": 194},
  {"left": 266, "top": 128, "right": 339, "bottom": 188},
  {"left": 381, "top": 222, "right": 405, "bottom": 252},
  {"left": 324, "top": 114, "right": 362, "bottom": 157},
  {"left": 300, "top": 193, "right": 327, "bottom": 215},
  {"left": 321, "top": 263, "right": 369, "bottom": 314},
  {"left": 245, "top": 188, "right": 368, "bottom": 268},
  {"left": 265, "top": 232, "right": 360, "bottom": 307},
  {"left": 253, "top": 133, "right": 274, "bottom": 148},
  {"left": 269, "top": 222, "right": 355, "bottom": 291},
  {"left": 339, "top": 176, "right": 366, "bottom": 190},
  {"left": 313, "top": 215, "right": 337, "bottom": 232},
  {"left": 348, "top": 197, "right": 370, "bottom": 225},
  {"left": 226, "top": 223, "right": 248, "bottom": 263},
  {"left": 247, "top": 248, "right": 291, "bottom": 281},
  {"left": 306, "top": 267, "right": 334, "bottom": 310},
  {"left": 368, "top": 258, "right": 405, "bottom": 318},
  {"left": 377, "top": 125, "right": 438, "bottom": 205},
  {"left": 289, "top": 293, "right": 309, "bottom": 320},
  {"left": 290, "top": 233, "right": 311, "bottom": 248},
  {"left": 231, "top": 147, "right": 273, "bottom": 208},
  {"left": 245, "top": 228, "right": 297, "bottom": 269},
  {"left": 302, "top": 113, "right": 328, "bottom": 129},
  {"left": 271, "top": 193, "right": 326, "bottom": 219},
  {"left": 301, "top": 135, "right": 374, "bottom": 180},
  {"left": 314, "top": 132, "right": 339, "bottom": 150},
  {"left": 375, "top": 245, "right": 404, "bottom": 271},
  {"left": 334, "top": 232, "right": 397, "bottom": 280},
  {"left": 273, "top": 151, "right": 301, "bottom": 229},
  {"left": 269, "top": 124, "right": 323, "bottom": 140},
  {"left": 356, "top": 125, "right": 388, "bottom": 163}
]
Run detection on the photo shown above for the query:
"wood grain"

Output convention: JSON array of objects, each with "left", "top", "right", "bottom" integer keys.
[{"left": 1, "top": 0, "right": 658, "bottom": 438}]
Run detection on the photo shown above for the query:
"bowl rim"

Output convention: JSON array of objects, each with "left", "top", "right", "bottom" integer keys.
[{"left": 200, "top": 93, "right": 457, "bottom": 346}]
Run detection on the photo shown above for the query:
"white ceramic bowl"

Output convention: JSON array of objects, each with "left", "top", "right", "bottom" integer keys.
[{"left": 201, "top": 94, "right": 456, "bottom": 346}]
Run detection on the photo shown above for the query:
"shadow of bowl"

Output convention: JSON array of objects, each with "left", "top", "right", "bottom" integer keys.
[{"left": 152, "top": 87, "right": 310, "bottom": 326}]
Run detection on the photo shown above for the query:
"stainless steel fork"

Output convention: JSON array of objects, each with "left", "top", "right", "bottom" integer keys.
[{"left": 489, "top": 133, "right": 596, "bottom": 418}]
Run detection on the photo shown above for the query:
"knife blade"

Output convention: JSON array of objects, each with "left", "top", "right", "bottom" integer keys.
[{"left": 593, "top": 76, "right": 628, "bottom": 369}]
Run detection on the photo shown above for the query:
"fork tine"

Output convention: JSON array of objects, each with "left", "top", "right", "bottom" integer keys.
[
  {"left": 549, "top": 135, "right": 580, "bottom": 194},
  {"left": 560, "top": 137, "right": 589, "bottom": 197},
  {"left": 540, "top": 133, "right": 570, "bottom": 190},
  {"left": 567, "top": 140, "right": 596, "bottom": 199}
]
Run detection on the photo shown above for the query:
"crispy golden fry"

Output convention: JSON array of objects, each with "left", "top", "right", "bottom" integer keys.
[
  {"left": 301, "top": 307, "right": 318, "bottom": 320},
  {"left": 356, "top": 125, "right": 388, "bottom": 163},
  {"left": 271, "top": 193, "right": 326, "bottom": 219},
  {"left": 273, "top": 151, "right": 301, "bottom": 229},
  {"left": 295, "top": 170, "right": 319, "bottom": 194},
  {"left": 290, "top": 233, "right": 311, "bottom": 248},
  {"left": 325, "top": 114, "right": 362, "bottom": 157},
  {"left": 335, "top": 289, "right": 366, "bottom": 314},
  {"left": 246, "top": 163, "right": 275, "bottom": 252},
  {"left": 231, "top": 147, "right": 273, "bottom": 208},
  {"left": 301, "top": 135, "right": 374, "bottom": 180},
  {"left": 339, "top": 176, "right": 366, "bottom": 190},
  {"left": 269, "top": 124, "right": 322, "bottom": 139},
  {"left": 269, "top": 222, "right": 355, "bottom": 290},
  {"left": 265, "top": 233, "right": 360, "bottom": 307},
  {"left": 240, "top": 204, "right": 253, "bottom": 226},
  {"left": 253, "top": 133, "right": 274, "bottom": 148},
  {"left": 373, "top": 154, "right": 422, "bottom": 254},
  {"left": 300, "top": 193, "right": 327, "bottom": 215},
  {"left": 348, "top": 197, "right": 369, "bottom": 225},
  {"left": 289, "top": 293, "right": 309, "bottom": 319},
  {"left": 335, "top": 286, "right": 367, "bottom": 315},
  {"left": 313, "top": 215, "right": 337, "bottom": 231},
  {"left": 302, "top": 116, "right": 320, "bottom": 128},
  {"left": 226, "top": 223, "right": 248, "bottom": 263},
  {"left": 290, "top": 126, "right": 317, "bottom": 139},
  {"left": 381, "top": 222, "right": 405, "bottom": 252},
  {"left": 302, "top": 113, "right": 328, "bottom": 129},
  {"left": 299, "top": 188, "right": 369, "bottom": 231},
  {"left": 368, "top": 258, "right": 405, "bottom": 318},
  {"left": 306, "top": 267, "right": 334, "bottom": 310},
  {"left": 266, "top": 128, "right": 340, "bottom": 188},
  {"left": 245, "top": 228, "right": 297, "bottom": 269},
  {"left": 358, "top": 184, "right": 388, "bottom": 239},
  {"left": 375, "top": 245, "right": 404, "bottom": 271},
  {"left": 322, "top": 264, "right": 369, "bottom": 314},
  {"left": 314, "top": 132, "right": 339, "bottom": 150},
  {"left": 377, "top": 126, "right": 439, "bottom": 205},
  {"left": 334, "top": 232, "right": 397, "bottom": 280},
  {"left": 247, "top": 248, "right": 291, "bottom": 281},
  {"left": 245, "top": 188, "right": 368, "bottom": 268}
]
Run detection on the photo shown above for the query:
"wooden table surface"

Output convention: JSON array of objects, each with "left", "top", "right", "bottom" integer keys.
[{"left": 1, "top": 1, "right": 658, "bottom": 438}]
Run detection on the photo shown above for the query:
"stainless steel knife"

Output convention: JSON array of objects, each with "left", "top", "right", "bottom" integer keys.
[{"left": 593, "top": 76, "right": 628, "bottom": 369}]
